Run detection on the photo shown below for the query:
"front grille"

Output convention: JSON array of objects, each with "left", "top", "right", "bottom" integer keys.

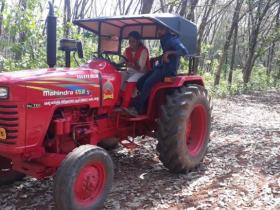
[{"left": 0, "top": 105, "right": 19, "bottom": 144}]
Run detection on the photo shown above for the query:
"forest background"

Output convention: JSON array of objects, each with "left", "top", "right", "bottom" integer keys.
[{"left": 0, "top": 0, "right": 279, "bottom": 96}]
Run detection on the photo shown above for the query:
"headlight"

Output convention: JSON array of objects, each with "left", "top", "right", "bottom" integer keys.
[{"left": 0, "top": 87, "right": 8, "bottom": 99}]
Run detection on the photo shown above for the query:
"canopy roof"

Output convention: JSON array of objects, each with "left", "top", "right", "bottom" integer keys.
[{"left": 73, "top": 13, "right": 197, "bottom": 55}]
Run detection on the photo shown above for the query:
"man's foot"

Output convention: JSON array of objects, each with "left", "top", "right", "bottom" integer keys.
[{"left": 122, "top": 107, "right": 139, "bottom": 116}]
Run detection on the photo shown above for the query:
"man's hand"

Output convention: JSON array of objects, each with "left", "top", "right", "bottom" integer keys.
[
  {"left": 126, "top": 62, "right": 134, "bottom": 68},
  {"left": 126, "top": 62, "right": 140, "bottom": 70},
  {"left": 162, "top": 51, "right": 177, "bottom": 63},
  {"left": 162, "top": 52, "right": 170, "bottom": 63}
]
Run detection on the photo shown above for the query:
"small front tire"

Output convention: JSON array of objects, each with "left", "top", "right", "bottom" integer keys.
[
  {"left": 54, "top": 145, "right": 114, "bottom": 210},
  {"left": 98, "top": 138, "right": 119, "bottom": 150},
  {"left": 0, "top": 156, "right": 25, "bottom": 186}
]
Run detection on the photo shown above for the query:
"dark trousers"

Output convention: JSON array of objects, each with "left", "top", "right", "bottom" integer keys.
[{"left": 135, "top": 66, "right": 174, "bottom": 114}]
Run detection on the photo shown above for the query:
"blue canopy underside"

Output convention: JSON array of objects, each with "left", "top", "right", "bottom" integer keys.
[{"left": 73, "top": 13, "right": 197, "bottom": 55}]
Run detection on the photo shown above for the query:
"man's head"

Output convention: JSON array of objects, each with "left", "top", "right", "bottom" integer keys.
[
  {"left": 157, "top": 25, "right": 168, "bottom": 38},
  {"left": 128, "top": 31, "right": 141, "bottom": 50}
]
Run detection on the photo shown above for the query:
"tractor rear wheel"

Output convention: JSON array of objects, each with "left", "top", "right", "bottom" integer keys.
[
  {"left": 0, "top": 156, "right": 25, "bottom": 186},
  {"left": 156, "top": 84, "right": 211, "bottom": 173},
  {"left": 54, "top": 145, "right": 114, "bottom": 210}
]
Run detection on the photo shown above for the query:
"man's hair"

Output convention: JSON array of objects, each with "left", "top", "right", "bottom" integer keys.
[{"left": 128, "top": 31, "right": 141, "bottom": 40}]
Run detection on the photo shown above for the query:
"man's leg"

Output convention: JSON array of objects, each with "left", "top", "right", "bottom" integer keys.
[
  {"left": 120, "top": 71, "right": 130, "bottom": 90},
  {"left": 136, "top": 71, "right": 153, "bottom": 92},
  {"left": 135, "top": 69, "right": 164, "bottom": 114}
]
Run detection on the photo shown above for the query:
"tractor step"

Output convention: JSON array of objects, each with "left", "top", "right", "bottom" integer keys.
[
  {"left": 120, "top": 139, "right": 138, "bottom": 149},
  {"left": 122, "top": 115, "right": 148, "bottom": 122}
]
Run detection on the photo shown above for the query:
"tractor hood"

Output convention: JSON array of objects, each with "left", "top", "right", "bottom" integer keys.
[
  {"left": 0, "top": 59, "right": 116, "bottom": 84},
  {"left": 0, "top": 67, "right": 99, "bottom": 84},
  {"left": 0, "top": 59, "right": 121, "bottom": 105}
]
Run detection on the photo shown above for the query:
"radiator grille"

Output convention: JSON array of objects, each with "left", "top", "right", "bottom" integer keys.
[{"left": 0, "top": 105, "right": 19, "bottom": 144}]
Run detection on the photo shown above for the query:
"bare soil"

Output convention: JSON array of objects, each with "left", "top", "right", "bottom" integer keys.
[{"left": 0, "top": 90, "right": 279, "bottom": 210}]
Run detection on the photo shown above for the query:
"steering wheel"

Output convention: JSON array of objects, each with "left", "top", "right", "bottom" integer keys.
[{"left": 92, "top": 51, "right": 128, "bottom": 70}]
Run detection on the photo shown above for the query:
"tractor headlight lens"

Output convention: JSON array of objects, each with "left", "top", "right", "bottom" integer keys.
[{"left": 0, "top": 87, "right": 8, "bottom": 99}]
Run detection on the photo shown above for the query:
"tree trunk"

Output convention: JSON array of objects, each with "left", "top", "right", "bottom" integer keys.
[
  {"left": 277, "top": 63, "right": 280, "bottom": 80},
  {"left": 15, "top": 0, "right": 27, "bottom": 60},
  {"left": 187, "top": 0, "right": 199, "bottom": 21},
  {"left": 193, "top": 0, "right": 216, "bottom": 74},
  {"left": 243, "top": 0, "right": 273, "bottom": 84},
  {"left": 64, "top": 0, "right": 71, "bottom": 38},
  {"left": 179, "top": 0, "right": 188, "bottom": 17},
  {"left": 0, "top": 0, "right": 5, "bottom": 36},
  {"left": 267, "top": 3, "right": 280, "bottom": 76},
  {"left": 228, "top": 25, "right": 238, "bottom": 86},
  {"left": 125, "top": 0, "right": 134, "bottom": 15},
  {"left": 140, "top": 0, "right": 154, "bottom": 14},
  {"left": 214, "top": 0, "right": 243, "bottom": 86},
  {"left": 159, "top": 0, "right": 166, "bottom": 12}
]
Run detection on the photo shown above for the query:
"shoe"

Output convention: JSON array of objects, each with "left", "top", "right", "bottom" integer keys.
[{"left": 122, "top": 107, "right": 139, "bottom": 116}]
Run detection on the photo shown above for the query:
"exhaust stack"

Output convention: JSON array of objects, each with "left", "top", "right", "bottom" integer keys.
[{"left": 47, "top": 1, "right": 56, "bottom": 68}]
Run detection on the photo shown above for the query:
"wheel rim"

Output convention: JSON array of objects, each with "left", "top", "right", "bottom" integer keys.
[
  {"left": 74, "top": 161, "right": 106, "bottom": 207},
  {"left": 186, "top": 104, "right": 207, "bottom": 156}
]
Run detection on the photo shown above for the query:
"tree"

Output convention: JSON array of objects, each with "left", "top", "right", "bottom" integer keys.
[
  {"left": 228, "top": 24, "right": 238, "bottom": 85},
  {"left": 0, "top": 0, "right": 5, "bottom": 36},
  {"left": 243, "top": 0, "right": 277, "bottom": 84},
  {"left": 266, "top": 2, "right": 280, "bottom": 76},
  {"left": 15, "top": 0, "right": 27, "bottom": 60},
  {"left": 179, "top": 0, "right": 188, "bottom": 16},
  {"left": 140, "top": 0, "right": 154, "bottom": 14},
  {"left": 214, "top": 0, "right": 244, "bottom": 86},
  {"left": 64, "top": 0, "right": 71, "bottom": 38},
  {"left": 187, "top": 0, "right": 199, "bottom": 21},
  {"left": 193, "top": 0, "right": 216, "bottom": 74}
]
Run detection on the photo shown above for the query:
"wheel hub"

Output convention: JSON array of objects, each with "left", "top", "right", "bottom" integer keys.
[
  {"left": 74, "top": 162, "right": 105, "bottom": 206},
  {"left": 186, "top": 104, "right": 207, "bottom": 156}
]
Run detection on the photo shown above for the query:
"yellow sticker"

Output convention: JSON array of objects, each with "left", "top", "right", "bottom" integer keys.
[
  {"left": 103, "top": 93, "right": 114, "bottom": 100},
  {"left": 0, "top": 128, "right": 6, "bottom": 140}
]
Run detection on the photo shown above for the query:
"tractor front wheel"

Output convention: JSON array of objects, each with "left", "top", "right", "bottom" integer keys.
[
  {"left": 98, "top": 137, "right": 119, "bottom": 150},
  {"left": 156, "top": 84, "right": 211, "bottom": 173},
  {"left": 0, "top": 156, "right": 25, "bottom": 186},
  {"left": 54, "top": 145, "right": 114, "bottom": 210}
]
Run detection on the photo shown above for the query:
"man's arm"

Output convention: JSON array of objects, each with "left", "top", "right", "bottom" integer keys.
[{"left": 163, "top": 38, "right": 189, "bottom": 63}]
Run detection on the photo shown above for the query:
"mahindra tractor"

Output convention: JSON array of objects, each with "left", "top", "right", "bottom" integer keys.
[{"left": 0, "top": 3, "right": 211, "bottom": 210}]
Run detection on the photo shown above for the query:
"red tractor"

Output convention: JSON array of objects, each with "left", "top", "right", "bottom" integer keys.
[{"left": 0, "top": 4, "right": 211, "bottom": 210}]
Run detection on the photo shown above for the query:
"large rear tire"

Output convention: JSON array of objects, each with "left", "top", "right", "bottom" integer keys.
[
  {"left": 54, "top": 145, "right": 114, "bottom": 210},
  {"left": 0, "top": 156, "right": 25, "bottom": 186},
  {"left": 156, "top": 84, "right": 211, "bottom": 173}
]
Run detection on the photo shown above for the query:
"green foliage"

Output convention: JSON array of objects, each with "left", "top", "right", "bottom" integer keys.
[
  {"left": 0, "top": 0, "right": 279, "bottom": 98},
  {"left": 205, "top": 66, "right": 280, "bottom": 98},
  {"left": 1, "top": 0, "right": 47, "bottom": 70}
]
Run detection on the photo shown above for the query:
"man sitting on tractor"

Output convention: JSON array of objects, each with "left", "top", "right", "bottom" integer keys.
[
  {"left": 120, "top": 31, "right": 151, "bottom": 108},
  {"left": 125, "top": 25, "right": 189, "bottom": 115}
]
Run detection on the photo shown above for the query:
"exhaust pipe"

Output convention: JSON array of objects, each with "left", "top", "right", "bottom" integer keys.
[{"left": 47, "top": 1, "right": 56, "bottom": 68}]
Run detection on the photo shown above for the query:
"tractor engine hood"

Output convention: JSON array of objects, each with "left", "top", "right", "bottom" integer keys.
[
  {"left": 0, "top": 60, "right": 121, "bottom": 105},
  {"left": 0, "top": 59, "right": 118, "bottom": 84},
  {"left": 0, "top": 67, "right": 100, "bottom": 84}
]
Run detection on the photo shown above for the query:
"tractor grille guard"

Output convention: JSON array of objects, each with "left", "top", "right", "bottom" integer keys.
[{"left": 0, "top": 104, "right": 19, "bottom": 144}]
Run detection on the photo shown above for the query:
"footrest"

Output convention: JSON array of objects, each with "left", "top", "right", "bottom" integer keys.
[
  {"left": 122, "top": 115, "right": 148, "bottom": 122},
  {"left": 120, "top": 139, "right": 138, "bottom": 149}
]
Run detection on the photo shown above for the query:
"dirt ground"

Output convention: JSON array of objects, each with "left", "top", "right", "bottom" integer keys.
[{"left": 0, "top": 90, "right": 279, "bottom": 210}]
